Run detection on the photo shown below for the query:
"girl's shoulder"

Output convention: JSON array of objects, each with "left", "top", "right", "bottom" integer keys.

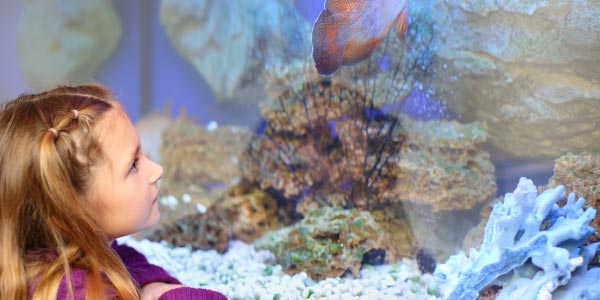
[
  {"left": 112, "top": 241, "right": 181, "bottom": 286},
  {"left": 55, "top": 269, "right": 88, "bottom": 300},
  {"left": 28, "top": 268, "right": 88, "bottom": 300}
]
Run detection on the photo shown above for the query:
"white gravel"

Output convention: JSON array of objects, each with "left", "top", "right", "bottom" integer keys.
[{"left": 119, "top": 237, "right": 441, "bottom": 300}]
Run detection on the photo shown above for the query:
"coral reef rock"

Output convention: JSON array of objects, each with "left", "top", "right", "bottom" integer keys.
[
  {"left": 159, "top": 116, "right": 252, "bottom": 208},
  {"left": 145, "top": 208, "right": 232, "bottom": 254},
  {"left": 241, "top": 79, "right": 496, "bottom": 214},
  {"left": 422, "top": 0, "right": 600, "bottom": 158},
  {"left": 143, "top": 182, "right": 282, "bottom": 252},
  {"left": 17, "top": 0, "right": 121, "bottom": 91},
  {"left": 435, "top": 177, "right": 600, "bottom": 300},
  {"left": 545, "top": 151, "right": 600, "bottom": 241},
  {"left": 254, "top": 207, "right": 384, "bottom": 281},
  {"left": 386, "top": 116, "right": 496, "bottom": 211},
  {"left": 219, "top": 183, "right": 282, "bottom": 243},
  {"left": 369, "top": 208, "right": 415, "bottom": 263},
  {"left": 159, "top": 0, "right": 311, "bottom": 102}
]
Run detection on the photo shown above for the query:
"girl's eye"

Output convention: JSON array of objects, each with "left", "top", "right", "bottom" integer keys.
[{"left": 130, "top": 157, "right": 139, "bottom": 173}]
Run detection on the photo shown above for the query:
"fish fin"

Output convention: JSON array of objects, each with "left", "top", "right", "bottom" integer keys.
[
  {"left": 342, "top": 37, "right": 381, "bottom": 66},
  {"left": 312, "top": 10, "right": 345, "bottom": 77},
  {"left": 325, "top": 0, "right": 357, "bottom": 14},
  {"left": 394, "top": 9, "right": 408, "bottom": 41}
]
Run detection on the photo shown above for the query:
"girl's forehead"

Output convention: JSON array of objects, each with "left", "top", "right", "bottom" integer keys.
[
  {"left": 96, "top": 106, "right": 128, "bottom": 133},
  {"left": 92, "top": 107, "right": 138, "bottom": 169},
  {"left": 93, "top": 107, "right": 133, "bottom": 148}
]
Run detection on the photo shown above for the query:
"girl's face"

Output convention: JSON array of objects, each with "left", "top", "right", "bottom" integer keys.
[{"left": 91, "top": 107, "right": 163, "bottom": 239}]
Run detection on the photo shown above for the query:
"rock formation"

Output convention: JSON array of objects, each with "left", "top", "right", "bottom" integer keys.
[
  {"left": 17, "top": 0, "right": 121, "bottom": 91},
  {"left": 240, "top": 79, "right": 496, "bottom": 214},
  {"left": 159, "top": 0, "right": 311, "bottom": 102},
  {"left": 420, "top": 0, "right": 600, "bottom": 158}
]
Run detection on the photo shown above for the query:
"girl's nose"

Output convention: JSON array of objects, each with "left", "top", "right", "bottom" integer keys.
[{"left": 148, "top": 158, "right": 164, "bottom": 184}]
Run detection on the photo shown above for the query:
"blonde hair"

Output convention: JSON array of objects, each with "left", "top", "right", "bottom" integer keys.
[{"left": 0, "top": 84, "right": 139, "bottom": 300}]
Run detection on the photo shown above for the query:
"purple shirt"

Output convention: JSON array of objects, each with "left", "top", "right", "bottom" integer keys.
[{"left": 31, "top": 242, "right": 227, "bottom": 300}]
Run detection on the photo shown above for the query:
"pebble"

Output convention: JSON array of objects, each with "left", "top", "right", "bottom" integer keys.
[{"left": 118, "top": 237, "right": 443, "bottom": 300}]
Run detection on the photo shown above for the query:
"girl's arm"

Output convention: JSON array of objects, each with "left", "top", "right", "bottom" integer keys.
[
  {"left": 112, "top": 241, "right": 180, "bottom": 286},
  {"left": 112, "top": 241, "right": 227, "bottom": 300}
]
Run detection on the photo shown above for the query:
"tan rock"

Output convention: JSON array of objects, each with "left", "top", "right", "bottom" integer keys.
[
  {"left": 544, "top": 151, "right": 600, "bottom": 241},
  {"left": 17, "top": 0, "right": 121, "bottom": 91},
  {"left": 159, "top": 0, "right": 311, "bottom": 102},
  {"left": 220, "top": 183, "right": 282, "bottom": 243},
  {"left": 145, "top": 209, "right": 232, "bottom": 253},
  {"left": 159, "top": 115, "right": 252, "bottom": 208},
  {"left": 424, "top": 0, "right": 600, "bottom": 158}
]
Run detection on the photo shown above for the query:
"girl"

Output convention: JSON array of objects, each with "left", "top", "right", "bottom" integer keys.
[{"left": 0, "top": 84, "right": 227, "bottom": 300}]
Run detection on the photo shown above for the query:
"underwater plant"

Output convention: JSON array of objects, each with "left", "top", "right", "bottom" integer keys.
[
  {"left": 241, "top": 7, "right": 438, "bottom": 214},
  {"left": 435, "top": 177, "right": 600, "bottom": 300},
  {"left": 241, "top": 83, "right": 497, "bottom": 213},
  {"left": 242, "top": 79, "right": 405, "bottom": 212}
]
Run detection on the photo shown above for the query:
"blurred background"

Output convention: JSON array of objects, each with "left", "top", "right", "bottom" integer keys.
[
  {"left": 3, "top": 0, "right": 596, "bottom": 197},
  {"left": 2, "top": 0, "right": 599, "bottom": 273}
]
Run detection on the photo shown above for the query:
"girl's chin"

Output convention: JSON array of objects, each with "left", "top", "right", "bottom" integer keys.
[{"left": 148, "top": 206, "right": 161, "bottom": 227}]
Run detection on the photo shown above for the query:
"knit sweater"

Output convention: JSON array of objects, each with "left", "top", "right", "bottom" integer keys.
[{"left": 33, "top": 242, "right": 227, "bottom": 300}]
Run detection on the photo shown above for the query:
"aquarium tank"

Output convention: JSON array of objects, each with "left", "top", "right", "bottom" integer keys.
[{"left": 1, "top": 0, "right": 599, "bottom": 299}]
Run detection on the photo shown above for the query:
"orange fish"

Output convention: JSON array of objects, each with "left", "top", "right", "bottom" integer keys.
[{"left": 311, "top": 0, "right": 408, "bottom": 77}]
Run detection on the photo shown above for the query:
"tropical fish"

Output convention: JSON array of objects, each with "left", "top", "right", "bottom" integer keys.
[{"left": 311, "top": 0, "right": 409, "bottom": 77}]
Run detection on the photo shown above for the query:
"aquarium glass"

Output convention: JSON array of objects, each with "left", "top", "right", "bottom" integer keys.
[{"left": 1, "top": 0, "right": 599, "bottom": 299}]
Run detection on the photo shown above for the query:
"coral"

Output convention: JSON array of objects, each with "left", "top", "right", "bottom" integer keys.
[
  {"left": 145, "top": 209, "right": 232, "bottom": 254},
  {"left": 384, "top": 117, "right": 496, "bottom": 211},
  {"left": 545, "top": 151, "right": 600, "bottom": 241},
  {"left": 494, "top": 243, "right": 600, "bottom": 300},
  {"left": 435, "top": 177, "right": 599, "bottom": 300},
  {"left": 144, "top": 182, "right": 284, "bottom": 252},
  {"left": 369, "top": 208, "right": 415, "bottom": 263},
  {"left": 219, "top": 183, "right": 282, "bottom": 243},
  {"left": 240, "top": 79, "right": 405, "bottom": 211},
  {"left": 160, "top": 116, "right": 252, "bottom": 206},
  {"left": 552, "top": 243, "right": 600, "bottom": 299},
  {"left": 254, "top": 207, "right": 384, "bottom": 281},
  {"left": 240, "top": 79, "right": 495, "bottom": 213}
]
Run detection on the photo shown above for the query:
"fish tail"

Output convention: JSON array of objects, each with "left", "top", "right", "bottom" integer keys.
[
  {"left": 312, "top": 10, "right": 345, "bottom": 77},
  {"left": 342, "top": 38, "right": 381, "bottom": 66},
  {"left": 394, "top": 9, "right": 408, "bottom": 42}
]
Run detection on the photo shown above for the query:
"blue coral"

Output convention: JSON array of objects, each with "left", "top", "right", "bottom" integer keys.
[{"left": 435, "top": 177, "right": 599, "bottom": 300}]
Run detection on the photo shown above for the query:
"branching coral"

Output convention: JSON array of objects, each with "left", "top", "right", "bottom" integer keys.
[
  {"left": 545, "top": 151, "right": 600, "bottom": 240},
  {"left": 435, "top": 177, "right": 599, "bottom": 300},
  {"left": 240, "top": 80, "right": 496, "bottom": 214},
  {"left": 241, "top": 7, "right": 438, "bottom": 210}
]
